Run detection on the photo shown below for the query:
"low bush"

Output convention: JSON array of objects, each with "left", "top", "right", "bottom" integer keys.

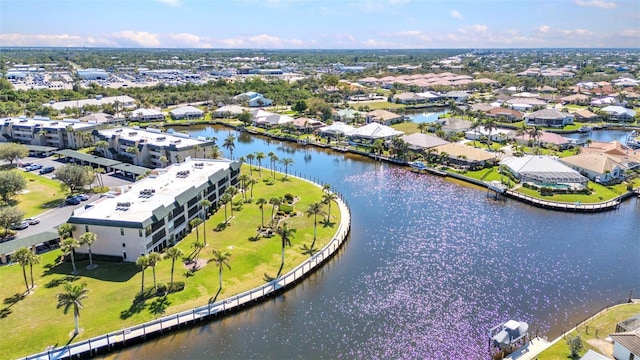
[{"left": 279, "top": 204, "right": 293, "bottom": 214}]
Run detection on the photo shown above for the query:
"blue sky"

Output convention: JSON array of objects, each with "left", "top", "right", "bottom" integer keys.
[{"left": 1, "top": 0, "right": 638, "bottom": 48}]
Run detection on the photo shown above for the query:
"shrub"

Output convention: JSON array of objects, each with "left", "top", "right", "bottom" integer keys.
[
  {"left": 283, "top": 193, "right": 294, "bottom": 203},
  {"left": 279, "top": 204, "right": 293, "bottom": 214},
  {"left": 169, "top": 281, "right": 186, "bottom": 293},
  {"left": 156, "top": 282, "right": 168, "bottom": 294}
]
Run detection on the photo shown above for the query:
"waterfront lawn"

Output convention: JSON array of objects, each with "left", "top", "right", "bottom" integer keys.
[
  {"left": 15, "top": 171, "right": 66, "bottom": 217},
  {"left": 458, "top": 167, "right": 503, "bottom": 182},
  {"left": 354, "top": 101, "right": 405, "bottom": 110},
  {"left": 515, "top": 181, "right": 632, "bottom": 203},
  {"left": 465, "top": 141, "right": 505, "bottom": 151},
  {"left": 537, "top": 303, "right": 640, "bottom": 360},
  {"left": 391, "top": 122, "right": 421, "bottom": 134},
  {"left": 0, "top": 167, "right": 342, "bottom": 359}
]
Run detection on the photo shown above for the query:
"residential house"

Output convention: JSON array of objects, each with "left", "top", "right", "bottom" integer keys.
[
  {"left": 487, "top": 107, "right": 523, "bottom": 123},
  {"left": 501, "top": 155, "right": 588, "bottom": 189},
  {"left": 514, "top": 131, "right": 574, "bottom": 150},
  {"left": 393, "top": 92, "right": 426, "bottom": 105},
  {"left": 130, "top": 108, "right": 165, "bottom": 122},
  {"left": 524, "top": 109, "right": 574, "bottom": 127},
  {"left": 434, "top": 117, "right": 472, "bottom": 134},
  {"left": 365, "top": 110, "right": 404, "bottom": 126},
  {"left": 68, "top": 158, "right": 241, "bottom": 262},
  {"left": 401, "top": 133, "right": 449, "bottom": 152},
  {"left": 291, "top": 117, "right": 325, "bottom": 133},
  {"left": 432, "top": 143, "right": 497, "bottom": 170},
  {"left": 213, "top": 105, "right": 248, "bottom": 118},
  {"left": 345, "top": 122, "right": 404, "bottom": 142},
  {"left": 251, "top": 109, "right": 294, "bottom": 128},
  {"left": 465, "top": 127, "right": 514, "bottom": 143},
  {"left": 572, "top": 109, "right": 600, "bottom": 122},
  {"left": 444, "top": 91, "right": 470, "bottom": 103},
  {"left": 333, "top": 108, "right": 364, "bottom": 123},
  {"left": 600, "top": 106, "right": 636, "bottom": 122},
  {"left": 318, "top": 122, "right": 355, "bottom": 138},
  {"left": 560, "top": 94, "right": 590, "bottom": 105},
  {"left": 611, "top": 330, "right": 640, "bottom": 360},
  {"left": 169, "top": 106, "right": 204, "bottom": 120},
  {"left": 233, "top": 91, "right": 273, "bottom": 107},
  {"left": 560, "top": 152, "right": 640, "bottom": 183}
]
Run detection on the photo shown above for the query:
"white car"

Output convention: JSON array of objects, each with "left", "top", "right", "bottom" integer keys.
[{"left": 24, "top": 217, "right": 40, "bottom": 225}]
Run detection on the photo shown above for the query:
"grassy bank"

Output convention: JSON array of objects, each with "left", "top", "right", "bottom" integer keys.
[{"left": 0, "top": 167, "right": 342, "bottom": 359}]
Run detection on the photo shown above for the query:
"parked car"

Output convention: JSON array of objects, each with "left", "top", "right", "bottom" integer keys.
[
  {"left": 65, "top": 196, "right": 81, "bottom": 205},
  {"left": 31, "top": 164, "right": 43, "bottom": 170},
  {"left": 20, "top": 162, "right": 33, "bottom": 168},
  {"left": 23, "top": 165, "right": 36, "bottom": 171},
  {"left": 77, "top": 194, "right": 90, "bottom": 201},
  {"left": 10, "top": 221, "right": 29, "bottom": 230},
  {"left": 24, "top": 217, "right": 40, "bottom": 225},
  {"left": 39, "top": 166, "right": 55, "bottom": 175}
]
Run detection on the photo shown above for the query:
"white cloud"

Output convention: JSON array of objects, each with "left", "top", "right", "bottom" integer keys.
[
  {"left": 470, "top": 24, "right": 488, "bottom": 33},
  {"left": 110, "top": 31, "right": 161, "bottom": 47},
  {"left": 0, "top": 33, "right": 114, "bottom": 47},
  {"left": 450, "top": 10, "right": 464, "bottom": 20},
  {"left": 574, "top": 0, "right": 617, "bottom": 8},
  {"left": 537, "top": 25, "right": 551, "bottom": 33},
  {"left": 167, "top": 33, "right": 212, "bottom": 48},
  {"left": 155, "top": 0, "right": 183, "bottom": 6}
]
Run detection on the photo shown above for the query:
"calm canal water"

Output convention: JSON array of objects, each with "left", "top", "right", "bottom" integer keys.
[{"left": 107, "top": 126, "right": 639, "bottom": 359}]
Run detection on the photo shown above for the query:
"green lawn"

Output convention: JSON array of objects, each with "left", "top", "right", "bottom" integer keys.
[
  {"left": 464, "top": 141, "right": 505, "bottom": 151},
  {"left": 391, "top": 122, "right": 420, "bottom": 134},
  {"left": 354, "top": 101, "right": 405, "bottom": 110},
  {"left": 0, "top": 167, "right": 343, "bottom": 359},
  {"left": 515, "top": 180, "right": 637, "bottom": 203},
  {"left": 459, "top": 167, "right": 503, "bottom": 182},
  {"left": 15, "top": 171, "right": 66, "bottom": 217},
  {"left": 538, "top": 303, "right": 640, "bottom": 360}
]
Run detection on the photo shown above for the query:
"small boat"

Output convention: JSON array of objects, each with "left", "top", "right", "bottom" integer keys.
[
  {"left": 578, "top": 126, "right": 592, "bottom": 133},
  {"left": 409, "top": 161, "right": 428, "bottom": 171},
  {"left": 490, "top": 320, "right": 529, "bottom": 351}
]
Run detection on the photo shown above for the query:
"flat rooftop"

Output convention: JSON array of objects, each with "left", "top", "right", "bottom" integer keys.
[
  {"left": 1, "top": 117, "right": 97, "bottom": 131},
  {"left": 98, "top": 127, "right": 210, "bottom": 149},
  {"left": 70, "top": 159, "right": 234, "bottom": 226}
]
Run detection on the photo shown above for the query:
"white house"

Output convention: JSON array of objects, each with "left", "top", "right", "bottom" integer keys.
[
  {"left": 130, "top": 108, "right": 165, "bottom": 122},
  {"left": 501, "top": 155, "right": 588, "bottom": 188},
  {"left": 69, "top": 158, "right": 241, "bottom": 261},
  {"left": 524, "top": 109, "right": 574, "bottom": 127},
  {"left": 233, "top": 92, "right": 273, "bottom": 107},
  {"left": 169, "top": 106, "right": 204, "bottom": 120},
  {"left": 465, "top": 128, "right": 515, "bottom": 143},
  {"left": 611, "top": 330, "right": 640, "bottom": 360},
  {"left": 213, "top": 105, "right": 248, "bottom": 118}
]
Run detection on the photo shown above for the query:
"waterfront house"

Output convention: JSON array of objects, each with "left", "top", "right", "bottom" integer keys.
[
  {"left": 401, "top": 133, "right": 449, "bottom": 152},
  {"left": 169, "top": 106, "right": 204, "bottom": 120},
  {"left": 610, "top": 330, "right": 640, "bottom": 360},
  {"left": 434, "top": 117, "right": 472, "bottom": 135},
  {"left": 233, "top": 91, "right": 273, "bottom": 107},
  {"left": 392, "top": 92, "right": 426, "bottom": 105},
  {"left": 213, "top": 105, "right": 248, "bottom": 118},
  {"left": 572, "top": 109, "right": 600, "bottom": 122},
  {"left": 365, "top": 110, "right": 404, "bottom": 126},
  {"left": 333, "top": 108, "right": 364, "bottom": 123},
  {"left": 559, "top": 152, "right": 640, "bottom": 183},
  {"left": 291, "top": 117, "right": 325, "bottom": 133},
  {"left": 514, "top": 131, "right": 574, "bottom": 150},
  {"left": 345, "top": 122, "right": 404, "bottom": 142},
  {"left": 524, "top": 109, "right": 574, "bottom": 127},
  {"left": 600, "top": 106, "right": 636, "bottom": 122},
  {"left": 130, "top": 108, "right": 165, "bottom": 122},
  {"left": 432, "top": 143, "right": 497, "bottom": 170},
  {"left": 465, "top": 127, "right": 514, "bottom": 143},
  {"left": 252, "top": 109, "right": 293, "bottom": 128},
  {"left": 487, "top": 107, "right": 523, "bottom": 123},
  {"left": 501, "top": 155, "right": 588, "bottom": 189},
  {"left": 318, "top": 122, "right": 355, "bottom": 138}
]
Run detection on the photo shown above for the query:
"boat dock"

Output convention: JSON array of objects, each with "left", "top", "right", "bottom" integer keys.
[{"left": 504, "top": 190, "right": 621, "bottom": 212}]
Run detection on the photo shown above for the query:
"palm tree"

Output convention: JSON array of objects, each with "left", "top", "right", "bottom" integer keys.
[
  {"left": 469, "top": 119, "right": 482, "bottom": 148},
  {"left": 28, "top": 251, "right": 40, "bottom": 290},
  {"left": 322, "top": 183, "right": 331, "bottom": 193},
  {"left": 78, "top": 232, "right": 97, "bottom": 269},
  {"left": 248, "top": 178, "right": 258, "bottom": 199},
  {"left": 208, "top": 145, "right": 222, "bottom": 159},
  {"left": 268, "top": 152, "right": 279, "bottom": 178},
  {"left": 238, "top": 174, "right": 250, "bottom": 200},
  {"left": 210, "top": 249, "right": 231, "bottom": 291},
  {"left": 158, "top": 155, "right": 168, "bottom": 167},
  {"left": 417, "top": 122, "right": 428, "bottom": 134},
  {"left": 516, "top": 121, "right": 529, "bottom": 145},
  {"left": 528, "top": 126, "right": 542, "bottom": 149},
  {"left": 192, "top": 240, "right": 204, "bottom": 263},
  {"left": 95, "top": 140, "right": 109, "bottom": 156},
  {"left": 255, "top": 152, "right": 266, "bottom": 177},
  {"left": 61, "top": 237, "right": 80, "bottom": 275},
  {"left": 58, "top": 223, "right": 75, "bottom": 241},
  {"left": 280, "top": 158, "right": 294, "bottom": 178},
  {"left": 223, "top": 134, "right": 236, "bottom": 159},
  {"left": 136, "top": 255, "right": 149, "bottom": 295},
  {"left": 277, "top": 222, "right": 296, "bottom": 276},
  {"left": 13, "top": 247, "right": 32, "bottom": 292},
  {"left": 147, "top": 252, "right": 162, "bottom": 289},
  {"left": 199, "top": 199, "right": 211, "bottom": 245},
  {"left": 193, "top": 144, "right": 201, "bottom": 158},
  {"left": 246, "top": 153, "right": 255, "bottom": 175},
  {"left": 482, "top": 118, "right": 498, "bottom": 149},
  {"left": 225, "top": 186, "right": 238, "bottom": 218},
  {"left": 189, "top": 218, "right": 203, "bottom": 244},
  {"left": 220, "top": 193, "right": 232, "bottom": 223},
  {"left": 269, "top": 197, "right": 282, "bottom": 227},
  {"left": 163, "top": 247, "right": 183, "bottom": 292},
  {"left": 306, "top": 202, "right": 325, "bottom": 250},
  {"left": 256, "top": 198, "right": 267, "bottom": 229},
  {"left": 56, "top": 283, "right": 89, "bottom": 336},
  {"left": 322, "top": 191, "right": 338, "bottom": 222}
]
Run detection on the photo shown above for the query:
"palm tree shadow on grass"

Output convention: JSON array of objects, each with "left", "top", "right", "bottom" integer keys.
[
  {"left": 45, "top": 275, "right": 79, "bottom": 289},
  {"left": 148, "top": 296, "right": 170, "bottom": 315},
  {"left": 208, "top": 288, "right": 222, "bottom": 304},
  {"left": 0, "top": 293, "right": 26, "bottom": 318},
  {"left": 300, "top": 244, "right": 318, "bottom": 256},
  {"left": 321, "top": 219, "right": 336, "bottom": 228},
  {"left": 120, "top": 299, "right": 147, "bottom": 319},
  {"left": 263, "top": 272, "right": 278, "bottom": 282}
]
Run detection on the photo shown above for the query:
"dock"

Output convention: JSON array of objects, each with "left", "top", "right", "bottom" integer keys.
[
  {"left": 505, "top": 190, "right": 621, "bottom": 212},
  {"left": 503, "top": 337, "right": 551, "bottom": 360}
]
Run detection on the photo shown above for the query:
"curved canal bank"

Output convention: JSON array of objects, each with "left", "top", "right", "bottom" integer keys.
[
  {"left": 95, "top": 125, "right": 639, "bottom": 360},
  {"left": 23, "top": 177, "right": 352, "bottom": 360}
]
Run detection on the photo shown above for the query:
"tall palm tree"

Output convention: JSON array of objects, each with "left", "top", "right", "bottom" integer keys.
[
  {"left": 528, "top": 126, "right": 542, "bottom": 149},
  {"left": 208, "top": 145, "right": 222, "bottom": 159},
  {"left": 210, "top": 249, "right": 231, "bottom": 291},
  {"left": 136, "top": 255, "right": 149, "bottom": 295},
  {"left": 246, "top": 153, "right": 255, "bottom": 175},
  {"left": 78, "top": 232, "right": 97, "bottom": 269},
  {"left": 305, "top": 202, "right": 325, "bottom": 250},
  {"left": 58, "top": 223, "right": 75, "bottom": 241},
  {"left": 199, "top": 199, "right": 211, "bottom": 245},
  {"left": 28, "top": 251, "right": 40, "bottom": 290},
  {"left": 248, "top": 178, "right": 258, "bottom": 199},
  {"left": 322, "top": 192, "right": 338, "bottom": 222},
  {"left": 220, "top": 193, "right": 232, "bottom": 223},
  {"left": 147, "top": 252, "right": 162, "bottom": 289},
  {"left": 482, "top": 118, "right": 498, "bottom": 149},
  {"left": 61, "top": 237, "right": 80, "bottom": 275},
  {"left": 13, "top": 247, "right": 32, "bottom": 292},
  {"left": 516, "top": 121, "right": 529, "bottom": 145},
  {"left": 256, "top": 198, "right": 267, "bottom": 229},
  {"left": 280, "top": 158, "right": 294, "bottom": 178},
  {"left": 223, "top": 134, "right": 236, "bottom": 159},
  {"left": 192, "top": 240, "right": 204, "bottom": 263},
  {"left": 189, "top": 218, "right": 203, "bottom": 244},
  {"left": 56, "top": 283, "right": 89, "bottom": 336},
  {"left": 269, "top": 197, "right": 282, "bottom": 227},
  {"left": 255, "top": 151, "right": 266, "bottom": 177},
  {"left": 238, "top": 174, "right": 250, "bottom": 200},
  {"left": 163, "top": 247, "right": 183, "bottom": 292},
  {"left": 225, "top": 186, "right": 238, "bottom": 218},
  {"left": 269, "top": 153, "right": 279, "bottom": 178},
  {"left": 417, "top": 122, "right": 428, "bottom": 134},
  {"left": 277, "top": 222, "right": 296, "bottom": 277},
  {"left": 469, "top": 119, "right": 482, "bottom": 148}
]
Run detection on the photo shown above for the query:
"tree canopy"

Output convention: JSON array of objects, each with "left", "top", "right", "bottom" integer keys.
[
  {"left": 0, "top": 170, "right": 27, "bottom": 202},
  {"left": 0, "top": 143, "right": 28, "bottom": 167},
  {"left": 54, "top": 164, "right": 94, "bottom": 193}
]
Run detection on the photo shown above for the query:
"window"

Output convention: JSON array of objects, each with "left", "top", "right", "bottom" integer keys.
[
  {"left": 139, "top": 229, "right": 143, "bottom": 237},
  {"left": 85, "top": 225, "right": 89, "bottom": 232},
  {"left": 123, "top": 251, "right": 127, "bottom": 260},
  {"left": 122, "top": 243, "right": 126, "bottom": 248},
  {"left": 120, "top": 228, "right": 124, "bottom": 236}
]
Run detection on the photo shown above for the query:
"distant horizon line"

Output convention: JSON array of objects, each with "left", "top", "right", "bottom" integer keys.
[{"left": 1, "top": 46, "right": 639, "bottom": 51}]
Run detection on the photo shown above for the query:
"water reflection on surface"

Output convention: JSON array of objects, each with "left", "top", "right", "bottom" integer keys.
[{"left": 104, "top": 126, "right": 639, "bottom": 359}]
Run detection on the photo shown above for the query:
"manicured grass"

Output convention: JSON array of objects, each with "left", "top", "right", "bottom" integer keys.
[
  {"left": 354, "top": 101, "right": 405, "bottom": 110},
  {"left": 15, "top": 171, "right": 66, "bottom": 217},
  {"left": 391, "top": 122, "right": 421, "bottom": 134},
  {"left": 0, "top": 167, "right": 343, "bottom": 359},
  {"left": 515, "top": 180, "right": 635, "bottom": 203},
  {"left": 464, "top": 141, "right": 505, "bottom": 151},
  {"left": 459, "top": 167, "right": 503, "bottom": 182},
  {"left": 537, "top": 303, "right": 640, "bottom": 360}
]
